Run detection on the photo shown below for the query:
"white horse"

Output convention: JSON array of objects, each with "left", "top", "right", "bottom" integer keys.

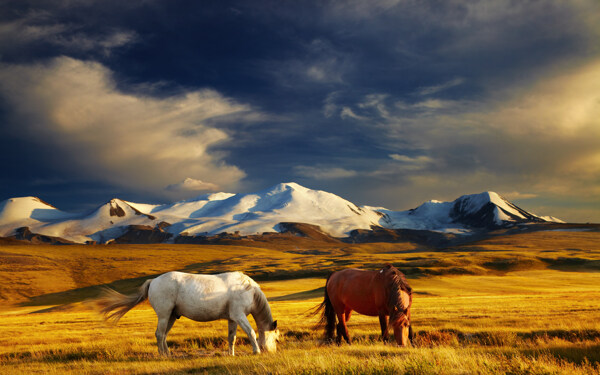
[{"left": 97, "top": 271, "right": 279, "bottom": 356}]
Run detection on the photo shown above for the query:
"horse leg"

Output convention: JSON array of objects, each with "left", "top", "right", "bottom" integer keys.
[
  {"left": 162, "top": 311, "right": 179, "bottom": 352},
  {"left": 335, "top": 311, "right": 351, "bottom": 345},
  {"left": 234, "top": 314, "right": 260, "bottom": 354},
  {"left": 335, "top": 311, "right": 344, "bottom": 345},
  {"left": 227, "top": 319, "right": 238, "bottom": 356},
  {"left": 149, "top": 290, "right": 176, "bottom": 356},
  {"left": 379, "top": 314, "right": 389, "bottom": 342},
  {"left": 155, "top": 313, "right": 176, "bottom": 356},
  {"left": 343, "top": 309, "right": 352, "bottom": 344}
]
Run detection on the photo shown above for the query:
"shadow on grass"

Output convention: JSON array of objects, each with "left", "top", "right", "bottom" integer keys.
[
  {"left": 139, "top": 366, "right": 224, "bottom": 375},
  {"left": 521, "top": 344, "right": 600, "bottom": 365},
  {"left": 521, "top": 329, "right": 600, "bottom": 342},
  {"left": 270, "top": 287, "right": 325, "bottom": 301},
  {"left": 23, "top": 274, "right": 156, "bottom": 309},
  {"left": 20, "top": 265, "right": 331, "bottom": 310},
  {"left": 21, "top": 259, "right": 231, "bottom": 309},
  {"left": 170, "top": 336, "right": 229, "bottom": 351},
  {"left": 541, "top": 257, "right": 600, "bottom": 272},
  {"left": 0, "top": 348, "right": 155, "bottom": 363},
  {"left": 20, "top": 247, "right": 600, "bottom": 311},
  {"left": 412, "top": 329, "right": 600, "bottom": 349}
]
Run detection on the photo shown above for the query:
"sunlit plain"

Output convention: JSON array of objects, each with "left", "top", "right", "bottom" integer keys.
[{"left": 1, "top": 230, "right": 599, "bottom": 374}]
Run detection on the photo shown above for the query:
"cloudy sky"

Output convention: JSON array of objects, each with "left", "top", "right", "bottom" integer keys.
[{"left": 1, "top": 0, "right": 599, "bottom": 222}]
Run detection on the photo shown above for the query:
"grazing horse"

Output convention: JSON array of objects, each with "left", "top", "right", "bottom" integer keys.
[
  {"left": 97, "top": 271, "right": 279, "bottom": 356},
  {"left": 314, "top": 264, "right": 413, "bottom": 346}
]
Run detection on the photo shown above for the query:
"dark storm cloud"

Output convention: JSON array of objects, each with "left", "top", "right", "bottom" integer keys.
[{"left": 0, "top": 0, "right": 599, "bottom": 222}]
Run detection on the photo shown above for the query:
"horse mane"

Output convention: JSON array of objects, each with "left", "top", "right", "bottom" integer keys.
[
  {"left": 252, "top": 286, "right": 274, "bottom": 328},
  {"left": 384, "top": 266, "right": 412, "bottom": 326},
  {"left": 233, "top": 271, "right": 274, "bottom": 331}
]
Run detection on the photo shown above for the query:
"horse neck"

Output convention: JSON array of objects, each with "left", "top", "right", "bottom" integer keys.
[
  {"left": 387, "top": 280, "right": 412, "bottom": 326},
  {"left": 251, "top": 286, "right": 273, "bottom": 332}
]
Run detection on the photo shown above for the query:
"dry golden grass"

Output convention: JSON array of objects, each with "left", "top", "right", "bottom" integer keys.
[{"left": 1, "top": 230, "right": 599, "bottom": 374}]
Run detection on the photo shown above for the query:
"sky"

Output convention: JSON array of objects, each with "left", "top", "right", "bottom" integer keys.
[{"left": 0, "top": 0, "right": 599, "bottom": 223}]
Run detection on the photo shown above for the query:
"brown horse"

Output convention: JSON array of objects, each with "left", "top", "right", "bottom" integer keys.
[{"left": 314, "top": 264, "right": 413, "bottom": 346}]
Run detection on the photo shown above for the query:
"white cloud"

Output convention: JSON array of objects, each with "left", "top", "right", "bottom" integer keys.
[
  {"left": 268, "top": 39, "right": 350, "bottom": 88},
  {"left": 358, "top": 94, "right": 390, "bottom": 118},
  {"left": 472, "top": 61, "right": 600, "bottom": 136},
  {"left": 416, "top": 77, "right": 464, "bottom": 96},
  {"left": 303, "top": 39, "right": 348, "bottom": 84},
  {"left": 294, "top": 166, "right": 357, "bottom": 179},
  {"left": 389, "top": 154, "right": 434, "bottom": 165},
  {"left": 340, "top": 107, "right": 367, "bottom": 120},
  {"left": 0, "top": 12, "right": 137, "bottom": 56},
  {"left": 0, "top": 57, "right": 262, "bottom": 198},
  {"left": 412, "top": 99, "right": 456, "bottom": 110},
  {"left": 363, "top": 60, "right": 600, "bottom": 219},
  {"left": 306, "top": 61, "right": 344, "bottom": 83},
  {"left": 323, "top": 91, "right": 341, "bottom": 118},
  {"left": 166, "top": 178, "right": 219, "bottom": 192},
  {"left": 501, "top": 192, "right": 538, "bottom": 200},
  {"left": 53, "top": 30, "right": 138, "bottom": 55}
]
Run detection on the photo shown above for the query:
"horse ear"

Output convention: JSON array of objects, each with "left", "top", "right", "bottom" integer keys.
[{"left": 272, "top": 320, "right": 278, "bottom": 330}]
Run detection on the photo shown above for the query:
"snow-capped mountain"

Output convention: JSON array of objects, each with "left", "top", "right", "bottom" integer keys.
[
  {"left": 375, "top": 191, "right": 563, "bottom": 233},
  {"left": 0, "top": 198, "right": 158, "bottom": 243},
  {"left": 0, "top": 183, "right": 563, "bottom": 243},
  {"left": 0, "top": 197, "right": 77, "bottom": 234},
  {"left": 129, "top": 182, "right": 383, "bottom": 238}
]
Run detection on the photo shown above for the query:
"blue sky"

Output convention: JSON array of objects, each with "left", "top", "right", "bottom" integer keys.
[{"left": 1, "top": 0, "right": 599, "bottom": 222}]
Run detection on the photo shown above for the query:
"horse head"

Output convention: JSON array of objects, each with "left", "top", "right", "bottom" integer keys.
[
  {"left": 381, "top": 264, "right": 413, "bottom": 347},
  {"left": 258, "top": 320, "right": 280, "bottom": 353}
]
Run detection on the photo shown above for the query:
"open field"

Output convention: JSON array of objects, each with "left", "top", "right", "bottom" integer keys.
[{"left": 1, "top": 230, "right": 599, "bottom": 374}]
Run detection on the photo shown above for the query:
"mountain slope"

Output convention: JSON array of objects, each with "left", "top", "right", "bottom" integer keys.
[
  {"left": 0, "top": 197, "right": 76, "bottom": 237},
  {"left": 163, "top": 182, "right": 383, "bottom": 237},
  {"left": 18, "top": 199, "right": 158, "bottom": 243},
  {"left": 450, "top": 192, "right": 549, "bottom": 228},
  {"left": 376, "top": 191, "right": 563, "bottom": 232},
  {"left": 0, "top": 184, "right": 563, "bottom": 243}
]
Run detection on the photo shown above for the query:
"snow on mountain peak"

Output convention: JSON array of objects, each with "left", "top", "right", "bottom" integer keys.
[
  {"left": 186, "top": 191, "right": 236, "bottom": 202},
  {"left": 0, "top": 196, "right": 77, "bottom": 237},
  {"left": 270, "top": 181, "right": 304, "bottom": 191},
  {"left": 205, "top": 192, "right": 236, "bottom": 201},
  {"left": 454, "top": 191, "right": 501, "bottom": 213},
  {"left": 449, "top": 191, "right": 552, "bottom": 227},
  {"left": 85, "top": 198, "right": 153, "bottom": 221},
  {"left": 165, "top": 182, "right": 381, "bottom": 237},
  {"left": 380, "top": 191, "right": 562, "bottom": 232},
  {"left": 0, "top": 196, "right": 66, "bottom": 223},
  {"left": 0, "top": 185, "right": 565, "bottom": 243}
]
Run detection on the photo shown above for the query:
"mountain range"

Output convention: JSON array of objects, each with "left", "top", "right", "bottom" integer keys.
[{"left": 0, "top": 182, "right": 566, "bottom": 244}]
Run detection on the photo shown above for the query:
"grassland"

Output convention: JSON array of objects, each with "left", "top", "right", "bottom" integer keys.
[{"left": 1, "top": 230, "right": 599, "bottom": 374}]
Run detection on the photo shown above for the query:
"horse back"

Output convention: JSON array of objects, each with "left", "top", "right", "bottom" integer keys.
[
  {"left": 327, "top": 268, "right": 387, "bottom": 316},
  {"left": 148, "top": 271, "right": 255, "bottom": 322}
]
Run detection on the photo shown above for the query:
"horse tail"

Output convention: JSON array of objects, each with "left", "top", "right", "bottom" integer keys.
[
  {"left": 311, "top": 274, "right": 336, "bottom": 341},
  {"left": 96, "top": 279, "right": 153, "bottom": 324}
]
